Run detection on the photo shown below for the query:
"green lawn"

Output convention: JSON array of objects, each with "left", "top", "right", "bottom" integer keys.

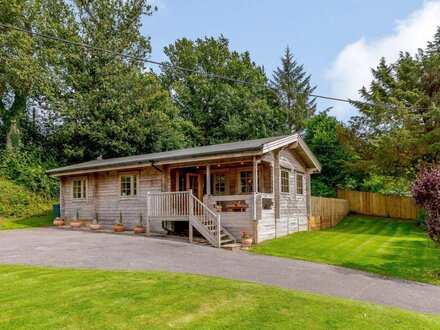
[
  {"left": 0, "top": 212, "right": 53, "bottom": 230},
  {"left": 0, "top": 266, "right": 438, "bottom": 329},
  {"left": 252, "top": 215, "right": 440, "bottom": 285}
]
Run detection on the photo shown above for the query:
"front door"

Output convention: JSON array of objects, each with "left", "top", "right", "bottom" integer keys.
[{"left": 186, "top": 173, "right": 203, "bottom": 200}]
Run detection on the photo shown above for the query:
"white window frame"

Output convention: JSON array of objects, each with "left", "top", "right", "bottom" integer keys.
[
  {"left": 118, "top": 172, "right": 139, "bottom": 199},
  {"left": 281, "top": 169, "right": 290, "bottom": 193},
  {"left": 72, "top": 177, "right": 88, "bottom": 201},
  {"left": 296, "top": 173, "right": 304, "bottom": 195}
]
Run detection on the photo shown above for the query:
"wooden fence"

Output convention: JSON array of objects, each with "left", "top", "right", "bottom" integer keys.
[
  {"left": 309, "top": 196, "right": 350, "bottom": 230},
  {"left": 336, "top": 189, "right": 418, "bottom": 220}
]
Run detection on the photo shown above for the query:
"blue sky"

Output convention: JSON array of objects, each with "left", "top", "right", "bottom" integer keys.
[{"left": 141, "top": 0, "right": 440, "bottom": 121}]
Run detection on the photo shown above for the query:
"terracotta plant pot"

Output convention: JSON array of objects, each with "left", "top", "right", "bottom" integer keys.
[
  {"left": 242, "top": 237, "right": 253, "bottom": 247},
  {"left": 215, "top": 207, "right": 222, "bottom": 213},
  {"left": 53, "top": 218, "right": 64, "bottom": 226},
  {"left": 70, "top": 220, "right": 81, "bottom": 229},
  {"left": 134, "top": 226, "right": 145, "bottom": 234},
  {"left": 90, "top": 223, "right": 101, "bottom": 231},
  {"left": 114, "top": 225, "right": 124, "bottom": 232}
]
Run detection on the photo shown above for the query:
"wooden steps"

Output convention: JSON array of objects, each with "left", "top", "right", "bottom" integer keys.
[{"left": 221, "top": 243, "right": 242, "bottom": 251}]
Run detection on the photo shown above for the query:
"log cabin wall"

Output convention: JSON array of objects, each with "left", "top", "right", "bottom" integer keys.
[
  {"left": 257, "top": 148, "right": 309, "bottom": 242},
  {"left": 61, "top": 166, "right": 165, "bottom": 232}
]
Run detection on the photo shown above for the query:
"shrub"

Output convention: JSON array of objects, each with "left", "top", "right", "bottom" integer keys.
[
  {"left": 0, "top": 177, "right": 52, "bottom": 220},
  {"left": 411, "top": 166, "right": 440, "bottom": 246},
  {"left": 0, "top": 147, "right": 59, "bottom": 200}
]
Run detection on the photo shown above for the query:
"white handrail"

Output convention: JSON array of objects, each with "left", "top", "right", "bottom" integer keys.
[
  {"left": 147, "top": 190, "right": 222, "bottom": 247},
  {"left": 190, "top": 193, "right": 221, "bottom": 247}
]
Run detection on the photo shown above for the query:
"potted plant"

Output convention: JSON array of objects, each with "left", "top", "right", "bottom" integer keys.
[
  {"left": 114, "top": 212, "right": 124, "bottom": 232},
  {"left": 70, "top": 210, "right": 81, "bottom": 228},
  {"left": 133, "top": 214, "right": 145, "bottom": 234},
  {"left": 90, "top": 213, "right": 101, "bottom": 230},
  {"left": 242, "top": 231, "right": 253, "bottom": 247},
  {"left": 53, "top": 217, "right": 64, "bottom": 226},
  {"left": 215, "top": 203, "right": 222, "bottom": 212}
]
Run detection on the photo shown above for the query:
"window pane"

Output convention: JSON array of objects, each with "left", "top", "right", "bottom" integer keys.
[
  {"left": 240, "top": 171, "right": 253, "bottom": 193},
  {"left": 214, "top": 174, "right": 226, "bottom": 195},
  {"left": 73, "top": 180, "right": 83, "bottom": 199},
  {"left": 82, "top": 180, "right": 87, "bottom": 199},
  {"left": 281, "top": 170, "right": 289, "bottom": 193},
  {"left": 296, "top": 174, "right": 304, "bottom": 195},
  {"left": 133, "top": 175, "right": 137, "bottom": 196},
  {"left": 121, "top": 176, "right": 132, "bottom": 196}
]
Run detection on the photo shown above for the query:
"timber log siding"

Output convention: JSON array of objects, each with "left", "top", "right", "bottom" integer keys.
[
  {"left": 51, "top": 134, "right": 321, "bottom": 244},
  {"left": 61, "top": 167, "right": 165, "bottom": 233}
]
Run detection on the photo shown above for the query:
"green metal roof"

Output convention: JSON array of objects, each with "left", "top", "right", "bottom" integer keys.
[{"left": 46, "top": 135, "right": 294, "bottom": 176}]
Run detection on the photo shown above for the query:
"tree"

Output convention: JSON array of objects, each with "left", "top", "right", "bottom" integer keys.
[
  {"left": 304, "top": 111, "right": 353, "bottom": 197},
  {"left": 41, "top": 0, "right": 192, "bottom": 163},
  {"left": 412, "top": 166, "right": 440, "bottom": 245},
  {"left": 271, "top": 46, "right": 317, "bottom": 132},
  {"left": 161, "top": 36, "right": 286, "bottom": 146},
  {"left": 350, "top": 27, "right": 440, "bottom": 180},
  {"left": 0, "top": 0, "right": 74, "bottom": 149}
]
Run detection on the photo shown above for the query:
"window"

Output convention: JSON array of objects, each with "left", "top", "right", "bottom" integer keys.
[
  {"left": 240, "top": 171, "right": 253, "bottom": 193},
  {"left": 72, "top": 178, "right": 87, "bottom": 199},
  {"left": 120, "top": 174, "right": 138, "bottom": 197},
  {"left": 281, "top": 170, "right": 290, "bottom": 193},
  {"left": 296, "top": 173, "right": 304, "bottom": 195},
  {"left": 213, "top": 174, "right": 226, "bottom": 195}
]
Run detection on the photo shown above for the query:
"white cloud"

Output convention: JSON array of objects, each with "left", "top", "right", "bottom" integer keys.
[{"left": 327, "top": 0, "right": 440, "bottom": 121}]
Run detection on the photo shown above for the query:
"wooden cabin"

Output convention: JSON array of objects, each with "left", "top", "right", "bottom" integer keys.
[{"left": 47, "top": 134, "right": 321, "bottom": 247}]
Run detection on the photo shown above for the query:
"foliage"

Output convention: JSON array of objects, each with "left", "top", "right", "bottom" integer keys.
[
  {"left": 0, "top": 147, "right": 59, "bottom": 200},
  {"left": 271, "top": 46, "right": 316, "bottom": 132},
  {"left": 0, "top": 0, "right": 74, "bottom": 149},
  {"left": 303, "top": 111, "right": 353, "bottom": 197},
  {"left": 350, "top": 27, "right": 440, "bottom": 180},
  {"left": 411, "top": 166, "right": 440, "bottom": 245},
  {"left": 161, "top": 36, "right": 287, "bottom": 146},
  {"left": 0, "top": 177, "right": 52, "bottom": 220},
  {"left": 1, "top": 266, "right": 439, "bottom": 328},
  {"left": 253, "top": 215, "right": 440, "bottom": 285}
]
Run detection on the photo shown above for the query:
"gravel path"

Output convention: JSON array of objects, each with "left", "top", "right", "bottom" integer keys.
[{"left": 0, "top": 227, "right": 439, "bottom": 314}]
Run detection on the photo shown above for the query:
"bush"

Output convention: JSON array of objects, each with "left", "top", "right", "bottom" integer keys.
[
  {"left": 411, "top": 166, "right": 440, "bottom": 246},
  {"left": 0, "top": 147, "right": 59, "bottom": 200},
  {"left": 0, "top": 177, "right": 52, "bottom": 220}
]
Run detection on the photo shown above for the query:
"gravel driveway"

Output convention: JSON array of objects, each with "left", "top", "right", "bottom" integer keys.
[{"left": 0, "top": 227, "right": 439, "bottom": 314}]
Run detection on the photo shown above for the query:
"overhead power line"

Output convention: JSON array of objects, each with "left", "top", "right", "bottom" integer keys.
[{"left": 0, "top": 23, "right": 435, "bottom": 111}]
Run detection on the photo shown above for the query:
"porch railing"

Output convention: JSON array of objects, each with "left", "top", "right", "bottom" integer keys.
[
  {"left": 147, "top": 190, "right": 221, "bottom": 247},
  {"left": 147, "top": 191, "right": 190, "bottom": 217}
]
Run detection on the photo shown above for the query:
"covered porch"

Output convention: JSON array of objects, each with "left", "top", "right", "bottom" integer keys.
[{"left": 152, "top": 155, "right": 278, "bottom": 243}]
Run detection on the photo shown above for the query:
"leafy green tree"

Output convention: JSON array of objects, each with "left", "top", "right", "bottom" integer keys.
[
  {"left": 350, "top": 27, "right": 440, "bottom": 180},
  {"left": 304, "top": 111, "right": 353, "bottom": 197},
  {"left": 272, "top": 46, "right": 316, "bottom": 132},
  {"left": 161, "top": 36, "right": 286, "bottom": 145},
  {"left": 42, "top": 0, "right": 192, "bottom": 162},
  {"left": 0, "top": 0, "right": 74, "bottom": 149}
]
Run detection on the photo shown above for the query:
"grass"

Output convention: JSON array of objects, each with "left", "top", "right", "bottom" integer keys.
[
  {"left": 0, "top": 212, "right": 53, "bottom": 230},
  {"left": 0, "top": 266, "right": 438, "bottom": 329},
  {"left": 252, "top": 214, "right": 440, "bottom": 285}
]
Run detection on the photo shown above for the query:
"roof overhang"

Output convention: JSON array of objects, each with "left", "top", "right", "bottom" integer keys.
[{"left": 46, "top": 134, "right": 321, "bottom": 177}]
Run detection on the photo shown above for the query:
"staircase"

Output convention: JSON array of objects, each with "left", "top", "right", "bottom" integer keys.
[{"left": 147, "top": 191, "right": 236, "bottom": 248}]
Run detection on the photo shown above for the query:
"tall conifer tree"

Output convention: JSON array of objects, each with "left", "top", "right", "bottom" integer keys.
[{"left": 271, "top": 46, "right": 317, "bottom": 132}]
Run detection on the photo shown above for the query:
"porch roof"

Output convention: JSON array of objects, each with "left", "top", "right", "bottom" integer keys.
[{"left": 46, "top": 134, "right": 321, "bottom": 176}]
